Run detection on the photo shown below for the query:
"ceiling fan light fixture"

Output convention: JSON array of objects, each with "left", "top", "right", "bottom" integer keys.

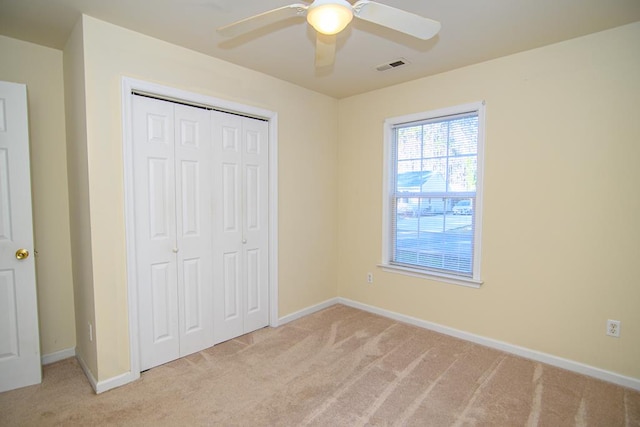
[{"left": 306, "top": 0, "right": 353, "bottom": 35}]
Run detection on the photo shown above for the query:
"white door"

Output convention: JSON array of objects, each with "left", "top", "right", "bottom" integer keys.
[
  {"left": 0, "top": 81, "right": 40, "bottom": 392},
  {"left": 173, "top": 104, "right": 214, "bottom": 356},
  {"left": 133, "top": 96, "right": 214, "bottom": 370},
  {"left": 212, "top": 111, "right": 269, "bottom": 344}
]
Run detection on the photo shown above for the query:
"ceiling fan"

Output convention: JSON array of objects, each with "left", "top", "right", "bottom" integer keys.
[{"left": 217, "top": 0, "right": 441, "bottom": 67}]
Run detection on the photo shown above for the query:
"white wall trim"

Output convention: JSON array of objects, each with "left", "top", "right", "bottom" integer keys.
[
  {"left": 278, "top": 298, "right": 340, "bottom": 326},
  {"left": 268, "top": 111, "right": 279, "bottom": 329},
  {"left": 76, "top": 351, "right": 138, "bottom": 394},
  {"left": 337, "top": 298, "right": 640, "bottom": 392},
  {"left": 95, "top": 371, "right": 138, "bottom": 394},
  {"left": 41, "top": 347, "right": 76, "bottom": 365},
  {"left": 121, "top": 76, "right": 279, "bottom": 386},
  {"left": 75, "top": 352, "right": 98, "bottom": 392}
]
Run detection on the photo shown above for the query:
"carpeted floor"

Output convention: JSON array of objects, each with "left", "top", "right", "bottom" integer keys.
[{"left": 1, "top": 304, "right": 639, "bottom": 426}]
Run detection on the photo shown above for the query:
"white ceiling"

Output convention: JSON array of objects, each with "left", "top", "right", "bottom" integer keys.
[{"left": 1, "top": 0, "right": 639, "bottom": 98}]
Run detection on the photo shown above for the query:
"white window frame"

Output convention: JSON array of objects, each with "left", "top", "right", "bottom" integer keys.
[{"left": 381, "top": 101, "right": 486, "bottom": 288}]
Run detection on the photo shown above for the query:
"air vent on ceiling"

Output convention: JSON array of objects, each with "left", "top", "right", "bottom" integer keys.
[{"left": 375, "top": 58, "right": 410, "bottom": 72}]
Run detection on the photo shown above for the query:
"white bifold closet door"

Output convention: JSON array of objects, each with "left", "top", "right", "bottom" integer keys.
[
  {"left": 133, "top": 95, "right": 270, "bottom": 371},
  {"left": 212, "top": 111, "right": 269, "bottom": 344},
  {"left": 133, "top": 95, "right": 214, "bottom": 371}
]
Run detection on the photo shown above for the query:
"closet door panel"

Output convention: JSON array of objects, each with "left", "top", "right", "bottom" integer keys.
[
  {"left": 150, "top": 262, "right": 174, "bottom": 342},
  {"left": 223, "top": 252, "right": 240, "bottom": 320},
  {"left": 221, "top": 162, "right": 241, "bottom": 327},
  {"left": 242, "top": 118, "right": 269, "bottom": 332},
  {"left": 174, "top": 104, "right": 214, "bottom": 355},
  {"left": 148, "top": 158, "right": 172, "bottom": 239},
  {"left": 180, "top": 160, "right": 199, "bottom": 237},
  {"left": 245, "top": 248, "right": 261, "bottom": 314},
  {"left": 182, "top": 258, "right": 202, "bottom": 333},
  {"left": 133, "top": 96, "right": 180, "bottom": 371},
  {"left": 212, "top": 112, "right": 244, "bottom": 343},
  {"left": 222, "top": 163, "right": 239, "bottom": 232}
]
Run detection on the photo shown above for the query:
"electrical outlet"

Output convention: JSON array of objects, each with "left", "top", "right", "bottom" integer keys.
[
  {"left": 367, "top": 272, "right": 374, "bottom": 284},
  {"left": 606, "top": 319, "right": 620, "bottom": 337}
]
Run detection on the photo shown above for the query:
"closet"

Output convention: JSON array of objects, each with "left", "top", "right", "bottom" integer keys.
[{"left": 132, "top": 95, "right": 269, "bottom": 371}]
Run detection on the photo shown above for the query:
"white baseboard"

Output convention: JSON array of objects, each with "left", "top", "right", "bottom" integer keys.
[
  {"left": 75, "top": 352, "right": 98, "bottom": 392},
  {"left": 278, "top": 297, "right": 340, "bottom": 325},
  {"left": 76, "top": 351, "right": 139, "bottom": 394},
  {"left": 95, "top": 371, "right": 139, "bottom": 394},
  {"left": 337, "top": 298, "right": 640, "bottom": 392},
  {"left": 41, "top": 347, "right": 76, "bottom": 365}
]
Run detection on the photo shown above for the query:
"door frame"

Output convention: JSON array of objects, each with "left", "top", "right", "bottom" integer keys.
[{"left": 121, "top": 77, "right": 279, "bottom": 378}]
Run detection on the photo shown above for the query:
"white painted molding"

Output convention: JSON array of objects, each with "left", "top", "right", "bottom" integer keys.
[
  {"left": 95, "top": 371, "right": 138, "bottom": 394},
  {"left": 337, "top": 298, "right": 640, "bottom": 392},
  {"left": 278, "top": 298, "right": 340, "bottom": 326},
  {"left": 41, "top": 347, "right": 76, "bottom": 365},
  {"left": 268, "top": 113, "right": 279, "bottom": 329},
  {"left": 75, "top": 352, "right": 98, "bottom": 393},
  {"left": 76, "top": 351, "right": 139, "bottom": 394}
]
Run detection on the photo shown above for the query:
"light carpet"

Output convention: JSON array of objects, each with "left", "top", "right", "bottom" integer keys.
[{"left": 1, "top": 304, "right": 639, "bottom": 426}]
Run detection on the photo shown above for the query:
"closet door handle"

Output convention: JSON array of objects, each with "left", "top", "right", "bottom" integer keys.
[
  {"left": 242, "top": 239, "right": 247, "bottom": 244},
  {"left": 172, "top": 248, "right": 179, "bottom": 253}
]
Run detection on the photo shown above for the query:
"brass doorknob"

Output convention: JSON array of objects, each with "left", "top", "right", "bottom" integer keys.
[{"left": 15, "top": 249, "right": 29, "bottom": 260}]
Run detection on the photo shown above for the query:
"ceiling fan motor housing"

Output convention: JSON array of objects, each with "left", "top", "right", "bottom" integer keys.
[{"left": 307, "top": 0, "right": 354, "bottom": 35}]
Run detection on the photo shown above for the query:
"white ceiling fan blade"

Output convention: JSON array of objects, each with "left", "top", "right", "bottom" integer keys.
[
  {"left": 315, "top": 33, "right": 336, "bottom": 67},
  {"left": 217, "top": 3, "right": 308, "bottom": 37},
  {"left": 353, "top": 1, "right": 441, "bottom": 40}
]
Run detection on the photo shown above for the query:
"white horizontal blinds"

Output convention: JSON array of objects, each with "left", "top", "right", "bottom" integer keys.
[{"left": 391, "top": 110, "right": 479, "bottom": 277}]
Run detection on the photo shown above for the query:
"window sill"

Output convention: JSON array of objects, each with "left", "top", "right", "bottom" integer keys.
[{"left": 379, "top": 263, "right": 483, "bottom": 289}]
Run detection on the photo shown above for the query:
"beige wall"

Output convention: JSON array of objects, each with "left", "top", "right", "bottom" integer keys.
[
  {"left": 0, "top": 36, "right": 76, "bottom": 357},
  {"left": 77, "top": 15, "right": 338, "bottom": 380},
  {"left": 337, "top": 22, "right": 640, "bottom": 380},
  {"left": 63, "top": 19, "right": 99, "bottom": 376}
]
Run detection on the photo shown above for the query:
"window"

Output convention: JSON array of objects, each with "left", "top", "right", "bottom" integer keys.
[{"left": 382, "top": 102, "right": 485, "bottom": 287}]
